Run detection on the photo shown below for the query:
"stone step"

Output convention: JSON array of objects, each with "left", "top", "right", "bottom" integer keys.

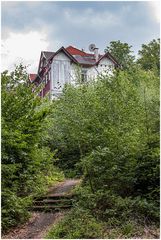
[
  {"left": 31, "top": 205, "right": 72, "bottom": 212},
  {"left": 35, "top": 194, "right": 74, "bottom": 201},
  {"left": 34, "top": 199, "right": 73, "bottom": 206},
  {"left": 46, "top": 193, "right": 74, "bottom": 198},
  {"left": 30, "top": 180, "right": 79, "bottom": 212}
]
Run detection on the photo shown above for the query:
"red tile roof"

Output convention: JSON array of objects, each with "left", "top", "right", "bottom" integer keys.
[
  {"left": 65, "top": 46, "right": 107, "bottom": 66},
  {"left": 66, "top": 46, "right": 94, "bottom": 57}
]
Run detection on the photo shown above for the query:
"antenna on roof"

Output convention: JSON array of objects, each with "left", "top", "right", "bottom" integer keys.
[
  {"left": 89, "top": 43, "right": 96, "bottom": 52},
  {"left": 89, "top": 44, "right": 99, "bottom": 61}
]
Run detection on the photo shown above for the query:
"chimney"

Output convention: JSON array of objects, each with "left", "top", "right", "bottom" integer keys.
[{"left": 94, "top": 47, "right": 99, "bottom": 62}]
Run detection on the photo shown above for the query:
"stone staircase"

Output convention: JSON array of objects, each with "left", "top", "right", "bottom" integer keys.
[
  {"left": 30, "top": 179, "right": 81, "bottom": 212},
  {"left": 31, "top": 194, "right": 74, "bottom": 212}
]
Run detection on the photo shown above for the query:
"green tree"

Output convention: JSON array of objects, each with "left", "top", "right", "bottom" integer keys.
[
  {"left": 44, "top": 66, "right": 159, "bottom": 240},
  {"left": 105, "top": 40, "right": 135, "bottom": 69},
  {"left": 137, "top": 38, "right": 160, "bottom": 74},
  {"left": 48, "top": 66, "right": 159, "bottom": 222},
  {"left": 1, "top": 65, "right": 61, "bottom": 232}
]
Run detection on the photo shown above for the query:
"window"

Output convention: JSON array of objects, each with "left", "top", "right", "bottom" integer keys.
[
  {"left": 53, "top": 60, "right": 70, "bottom": 87},
  {"left": 45, "top": 74, "right": 47, "bottom": 84},
  {"left": 44, "top": 73, "right": 48, "bottom": 85},
  {"left": 81, "top": 69, "right": 87, "bottom": 82}
]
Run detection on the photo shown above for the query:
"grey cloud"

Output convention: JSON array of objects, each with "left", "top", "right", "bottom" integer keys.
[
  {"left": 2, "top": 2, "right": 59, "bottom": 32},
  {"left": 1, "top": 1, "right": 160, "bottom": 56}
]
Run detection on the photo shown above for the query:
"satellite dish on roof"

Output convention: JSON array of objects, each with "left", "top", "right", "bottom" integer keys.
[{"left": 89, "top": 43, "right": 96, "bottom": 52}]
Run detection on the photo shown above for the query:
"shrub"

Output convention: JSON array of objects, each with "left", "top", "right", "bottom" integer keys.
[
  {"left": 1, "top": 65, "right": 64, "bottom": 233},
  {"left": 46, "top": 208, "right": 105, "bottom": 239},
  {"left": 75, "top": 186, "right": 159, "bottom": 223},
  {"left": 1, "top": 190, "right": 31, "bottom": 232}
]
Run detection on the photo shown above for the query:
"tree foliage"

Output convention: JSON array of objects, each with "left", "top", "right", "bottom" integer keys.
[
  {"left": 46, "top": 60, "right": 159, "bottom": 238},
  {"left": 1, "top": 65, "right": 63, "bottom": 232},
  {"left": 48, "top": 64, "right": 159, "bottom": 222},
  {"left": 2, "top": 38, "right": 159, "bottom": 237},
  {"left": 137, "top": 38, "right": 160, "bottom": 74},
  {"left": 44, "top": 39, "right": 160, "bottom": 237},
  {"left": 105, "top": 40, "right": 135, "bottom": 69}
]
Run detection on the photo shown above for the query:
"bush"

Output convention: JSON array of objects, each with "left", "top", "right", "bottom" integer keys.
[
  {"left": 46, "top": 208, "right": 105, "bottom": 239},
  {"left": 1, "top": 190, "right": 31, "bottom": 232},
  {"left": 46, "top": 66, "right": 159, "bottom": 233},
  {"left": 1, "top": 65, "right": 64, "bottom": 233},
  {"left": 75, "top": 186, "right": 159, "bottom": 223}
]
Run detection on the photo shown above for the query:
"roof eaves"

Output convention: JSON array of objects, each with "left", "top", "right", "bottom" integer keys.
[
  {"left": 107, "top": 52, "right": 120, "bottom": 66},
  {"left": 49, "top": 46, "right": 78, "bottom": 64},
  {"left": 42, "top": 51, "right": 46, "bottom": 59},
  {"left": 95, "top": 52, "right": 120, "bottom": 66},
  {"left": 37, "top": 51, "right": 46, "bottom": 74},
  {"left": 43, "top": 51, "right": 55, "bottom": 60}
]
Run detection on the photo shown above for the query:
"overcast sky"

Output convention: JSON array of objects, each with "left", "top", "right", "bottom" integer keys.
[{"left": 1, "top": 1, "right": 160, "bottom": 73}]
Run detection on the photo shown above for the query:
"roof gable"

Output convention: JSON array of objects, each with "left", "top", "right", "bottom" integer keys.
[
  {"left": 43, "top": 51, "right": 54, "bottom": 60},
  {"left": 49, "top": 47, "right": 78, "bottom": 63},
  {"left": 96, "top": 52, "right": 120, "bottom": 66},
  {"left": 37, "top": 52, "right": 46, "bottom": 74}
]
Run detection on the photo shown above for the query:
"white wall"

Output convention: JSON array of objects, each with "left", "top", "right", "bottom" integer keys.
[
  {"left": 87, "top": 57, "right": 114, "bottom": 81},
  {"left": 50, "top": 54, "right": 115, "bottom": 98},
  {"left": 51, "top": 52, "right": 71, "bottom": 97}
]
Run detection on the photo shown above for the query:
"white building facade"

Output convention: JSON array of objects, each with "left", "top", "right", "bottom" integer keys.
[{"left": 30, "top": 45, "right": 119, "bottom": 99}]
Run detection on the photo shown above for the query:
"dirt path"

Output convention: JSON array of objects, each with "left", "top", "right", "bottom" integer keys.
[
  {"left": 2, "top": 179, "right": 81, "bottom": 239},
  {"left": 47, "top": 179, "right": 81, "bottom": 196}
]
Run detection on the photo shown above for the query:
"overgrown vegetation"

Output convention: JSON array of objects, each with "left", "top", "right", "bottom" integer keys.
[
  {"left": 46, "top": 39, "right": 160, "bottom": 238},
  {"left": 2, "top": 39, "right": 160, "bottom": 238},
  {"left": 46, "top": 208, "right": 106, "bottom": 239},
  {"left": 1, "top": 65, "right": 64, "bottom": 233}
]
